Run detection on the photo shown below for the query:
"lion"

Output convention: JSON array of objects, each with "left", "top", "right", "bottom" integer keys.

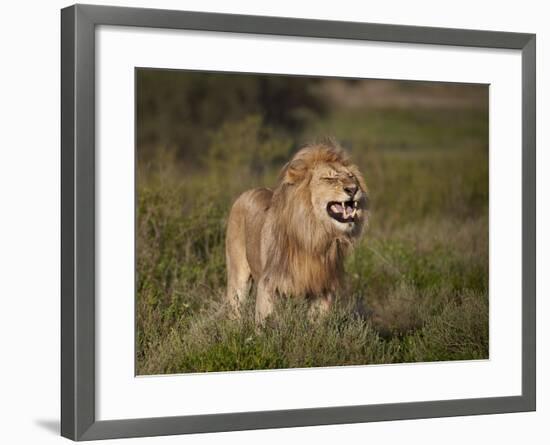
[{"left": 225, "top": 140, "right": 368, "bottom": 324}]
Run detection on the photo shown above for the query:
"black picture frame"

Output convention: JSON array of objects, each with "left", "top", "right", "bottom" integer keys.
[{"left": 61, "top": 4, "right": 536, "bottom": 441}]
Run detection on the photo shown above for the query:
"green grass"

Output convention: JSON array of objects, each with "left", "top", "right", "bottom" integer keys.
[{"left": 136, "top": 105, "right": 489, "bottom": 375}]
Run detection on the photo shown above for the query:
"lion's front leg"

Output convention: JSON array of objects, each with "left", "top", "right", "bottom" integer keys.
[
  {"left": 309, "top": 294, "right": 334, "bottom": 319},
  {"left": 255, "top": 277, "right": 275, "bottom": 325}
]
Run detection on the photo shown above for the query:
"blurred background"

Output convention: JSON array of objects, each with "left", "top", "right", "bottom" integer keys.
[{"left": 136, "top": 69, "right": 489, "bottom": 375}]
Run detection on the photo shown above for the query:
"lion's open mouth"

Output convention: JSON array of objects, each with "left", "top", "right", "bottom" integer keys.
[{"left": 327, "top": 200, "right": 358, "bottom": 223}]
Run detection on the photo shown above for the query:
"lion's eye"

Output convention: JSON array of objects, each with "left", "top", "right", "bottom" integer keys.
[{"left": 322, "top": 177, "right": 337, "bottom": 181}]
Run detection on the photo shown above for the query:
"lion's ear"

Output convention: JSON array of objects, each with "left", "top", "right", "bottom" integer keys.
[{"left": 281, "top": 159, "right": 307, "bottom": 184}]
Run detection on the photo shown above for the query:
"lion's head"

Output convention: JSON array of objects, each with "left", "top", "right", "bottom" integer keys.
[{"left": 273, "top": 141, "right": 368, "bottom": 248}]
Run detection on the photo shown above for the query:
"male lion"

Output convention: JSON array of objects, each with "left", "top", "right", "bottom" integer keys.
[{"left": 225, "top": 141, "right": 368, "bottom": 324}]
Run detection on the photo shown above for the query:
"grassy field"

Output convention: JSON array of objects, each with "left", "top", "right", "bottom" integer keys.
[{"left": 136, "top": 77, "right": 489, "bottom": 375}]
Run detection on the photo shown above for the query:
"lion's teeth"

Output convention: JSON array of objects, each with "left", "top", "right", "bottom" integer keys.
[{"left": 354, "top": 201, "right": 358, "bottom": 208}]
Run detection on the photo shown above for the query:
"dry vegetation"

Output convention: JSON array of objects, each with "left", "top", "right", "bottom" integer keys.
[{"left": 136, "top": 71, "right": 489, "bottom": 375}]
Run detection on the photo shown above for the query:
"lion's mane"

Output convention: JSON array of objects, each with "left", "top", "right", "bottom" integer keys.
[{"left": 261, "top": 143, "right": 367, "bottom": 297}]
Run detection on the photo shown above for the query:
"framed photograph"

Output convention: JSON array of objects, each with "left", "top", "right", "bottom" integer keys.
[{"left": 61, "top": 4, "right": 536, "bottom": 441}]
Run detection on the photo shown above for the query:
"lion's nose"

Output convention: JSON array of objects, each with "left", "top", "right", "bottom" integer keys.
[{"left": 343, "top": 185, "right": 358, "bottom": 198}]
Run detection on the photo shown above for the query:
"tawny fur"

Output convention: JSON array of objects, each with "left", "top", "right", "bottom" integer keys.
[{"left": 225, "top": 141, "right": 368, "bottom": 324}]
